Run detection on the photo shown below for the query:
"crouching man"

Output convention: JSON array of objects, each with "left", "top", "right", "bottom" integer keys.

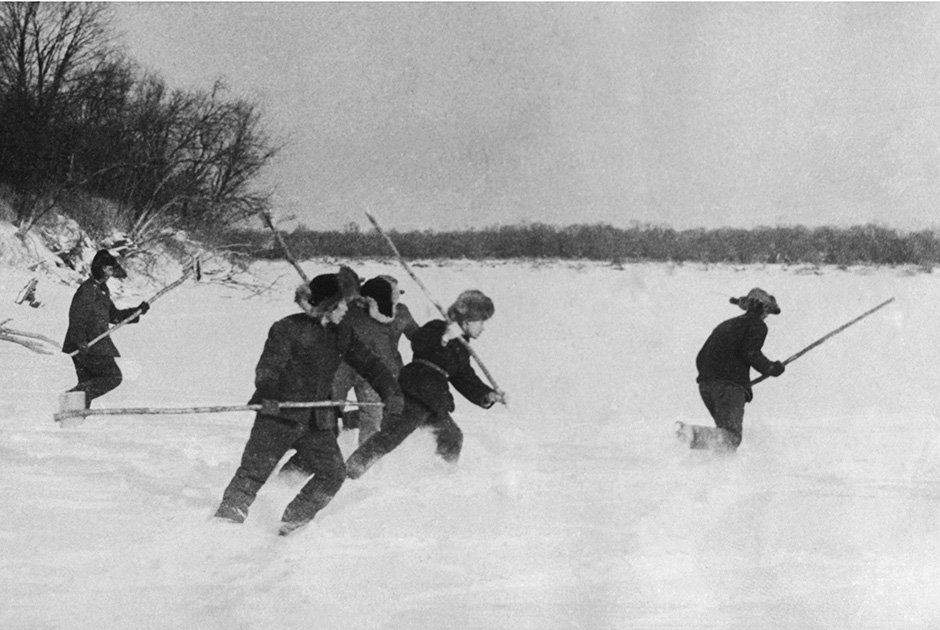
[
  {"left": 345, "top": 289, "right": 505, "bottom": 479},
  {"left": 214, "top": 271, "right": 403, "bottom": 536},
  {"left": 676, "top": 287, "right": 785, "bottom": 452}
]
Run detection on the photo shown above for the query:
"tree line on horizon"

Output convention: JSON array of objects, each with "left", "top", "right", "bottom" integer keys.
[
  {"left": 0, "top": 3, "right": 277, "bottom": 244},
  {"left": 223, "top": 222, "right": 940, "bottom": 269},
  {"left": 2, "top": 4, "right": 936, "bottom": 270}
]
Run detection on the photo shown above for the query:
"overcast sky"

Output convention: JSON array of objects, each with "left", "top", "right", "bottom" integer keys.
[{"left": 111, "top": 3, "right": 940, "bottom": 232}]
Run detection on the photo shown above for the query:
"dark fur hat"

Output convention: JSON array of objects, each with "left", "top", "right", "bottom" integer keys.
[
  {"left": 361, "top": 277, "right": 394, "bottom": 318},
  {"left": 337, "top": 265, "right": 362, "bottom": 299},
  {"left": 91, "top": 249, "right": 126, "bottom": 280},
  {"left": 295, "top": 273, "right": 344, "bottom": 315}
]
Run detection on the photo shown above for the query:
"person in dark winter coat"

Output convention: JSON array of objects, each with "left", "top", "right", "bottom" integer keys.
[
  {"left": 345, "top": 289, "right": 504, "bottom": 479},
  {"left": 377, "top": 274, "right": 420, "bottom": 366},
  {"left": 330, "top": 275, "right": 420, "bottom": 445},
  {"left": 214, "top": 271, "right": 403, "bottom": 536},
  {"left": 676, "top": 287, "right": 785, "bottom": 452},
  {"left": 61, "top": 250, "right": 150, "bottom": 407}
]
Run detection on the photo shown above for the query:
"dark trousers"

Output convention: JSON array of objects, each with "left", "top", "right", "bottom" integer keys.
[
  {"left": 332, "top": 362, "right": 384, "bottom": 444},
  {"left": 216, "top": 413, "right": 346, "bottom": 526},
  {"left": 345, "top": 396, "right": 463, "bottom": 479},
  {"left": 69, "top": 355, "right": 123, "bottom": 403},
  {"left": 694, "top": 381, "right": 747, "bottom": 451}
]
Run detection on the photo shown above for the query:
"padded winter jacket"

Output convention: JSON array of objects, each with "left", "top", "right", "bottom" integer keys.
[
  {"left": 342, "top": 304, "right": 406, "bottom": 378},
  {"left": 390, "top": 303, "right": 419, "bottom": 365},
  {"left": 249, "top": 313, "right": 401, "bottom": 430},
  {"left": 398, "top": 319, "right": 495, "bottom": 414},
  {"left": 61, "top": 278, "right": 141, "bottom": 357},
  {"left": 695, "top": 312, "right": 776, "bottom": 402}
]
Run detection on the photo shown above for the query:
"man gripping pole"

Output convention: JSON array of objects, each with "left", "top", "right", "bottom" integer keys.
[
  {"left": 364, "top": 211, "right": 506, "bottom": 403},
  {"left": 750, "top": 297, "right": 895, "bottom": 386},
  {"left": 60, "top": 251, "right": 199, "bottom": 410}
]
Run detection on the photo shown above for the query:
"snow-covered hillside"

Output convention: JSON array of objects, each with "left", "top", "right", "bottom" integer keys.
[{"left": 1, "top": 252, "right": 936, "bottom": 629}]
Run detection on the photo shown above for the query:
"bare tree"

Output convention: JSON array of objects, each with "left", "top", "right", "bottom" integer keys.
[
  {"left": 0, "top": 2, "right": 116, "bottom": 234},
  {"left": 0, "top": 3, "right": 280, "bottom": 245},
  {"left": 116, "top": 80, "right": 280, "bottom": 244}
]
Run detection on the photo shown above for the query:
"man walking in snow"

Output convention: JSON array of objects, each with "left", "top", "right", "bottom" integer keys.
[
  {"left": 61, "top": 249, "right": 150, "bottom": 408},
  {"left": 676, "top": 287, "right": 785, "bottom": 452},
  {"left": 327, "top": 274, "right": 419, "bottom": 445},
  {"left": 214, "top": 270, "right": 403, "bottom": 536},
  {"left": 345, "top": 289, "right": 504, "bottom": 479}
]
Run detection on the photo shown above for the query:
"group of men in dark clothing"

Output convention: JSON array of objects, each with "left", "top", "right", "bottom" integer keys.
[
  {"left": 211, "top": 270, "right": 504, "bottom": 535},
  {"left": 63, "top": 248, "right": 783, "bottom": 535}
]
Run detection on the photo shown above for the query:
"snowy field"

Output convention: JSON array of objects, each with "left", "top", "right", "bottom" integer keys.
[{"left": 1, "top": 257, "right": 937, "bottom": 629}]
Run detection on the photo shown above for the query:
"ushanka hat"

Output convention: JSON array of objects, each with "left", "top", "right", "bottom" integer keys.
[
  {"left": 377, "top": 274, "right": 403, "bottom": 295},
  {"left": 295, "top": 273, "right": 344, "bottom": 315},
  {"left": 361, "top": 277, "right": 394, "bottom": 318},
  {"left": 730, "top": 288, "right": 780, "bottom": 315},
  {"left": 447, "top": 289, "right": 495, "bottom": 323},
  {"left": 337, "top": 265, "right": 362, "bottom": 299},
  {"left": 91, "top": 249, "right": 127, "bottom": 279}
]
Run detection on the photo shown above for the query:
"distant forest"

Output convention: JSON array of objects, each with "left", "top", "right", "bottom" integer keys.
[
  {"left": 4, "top": 5, "right": 938, "bottom": 271},
  {"left": 223, "top": 222, "right": 940, "bottom": 268}
]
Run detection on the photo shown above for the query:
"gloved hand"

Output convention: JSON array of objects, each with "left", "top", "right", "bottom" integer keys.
[
  {"left": 486, "top": 390, "right": 507, "bottom": 407},
  {"left": 384, "top": 394, "right": 405, "bottom": 416},
  {"left": 260, "top": 398, "right": 280, "bottom": 416},
  {"left": 137, "top": 301, "right": 150, "bottom": 314},
  {"left": 769, "top": 361, "right": 786, "bottom": 377}
]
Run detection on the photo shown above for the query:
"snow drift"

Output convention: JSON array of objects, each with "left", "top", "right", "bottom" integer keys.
[{"left": 1, "top": 256, "right": 937, "bottom": 629}]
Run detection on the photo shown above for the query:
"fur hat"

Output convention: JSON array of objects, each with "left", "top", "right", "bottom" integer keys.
[
  {"left": 447, "top": 289, "right": 494, "bottom": 323},
  {"left": 377, "top": 274, "right": 403, "bottom": 295},
  {"left": 731, "top": 288, "right": 780, "bottom": 315},
  {"left": 91, "top": 249, "right": 126, "bottom": 280},
  {"left": 295, "top": 273, "right": 344, "bottom": 315},
  {"left": 337, "top": 265, "right": 362, "bottom": 299},
  {"left": 361, "top": 277, "right": 394, "bottom": 318}
]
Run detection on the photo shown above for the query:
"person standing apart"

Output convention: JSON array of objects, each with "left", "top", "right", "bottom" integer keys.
[
  {"left": 61, "top": 250, "right": 150, "bottom": 408},
  {"left": 214, "top": 271, "right": 403, "bottom": 536},
  {"left": 676, "top": 288, "right": 785, "bottom": 452},
  {"left": 345, "top": 289, "right": 505, "bottom": 479}
]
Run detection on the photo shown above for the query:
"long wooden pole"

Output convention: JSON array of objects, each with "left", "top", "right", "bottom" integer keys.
[
  {"left": 258, "top": 208, "right": 309, "bottom": 283},
  {"left": 0, "top": 322, "right": 58, "bottom": 346},
  {"left": 364, "top": 211, "right": 506, "bottom": 402},
  {"left": 68, "top": 259, "right": 198, "bottom": 357},
  {"left": 751, "top": 297, "right": 895, "bottom": 386},
  {"left": 55, "top": 400, "right": 384, "bottom": 423},
  {"left": 0, "top": 332, "right": 54, "bottom": 354}
]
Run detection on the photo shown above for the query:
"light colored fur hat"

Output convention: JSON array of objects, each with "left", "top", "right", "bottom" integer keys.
[
  {"left": 447, "top": 289, "right": 495, "bottom": 323},
  {"left": 730, "top": 288, "right": 780, "bottom": 315}
]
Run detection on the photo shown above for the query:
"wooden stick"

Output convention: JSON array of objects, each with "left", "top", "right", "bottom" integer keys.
[
  {"left": 0, "top": 332, "right": 54, "bottom": 354},
  {"left": 258, "top": 208, "right": 309, "bottom": 283},
  {"left": 69, "top": 259, "right": 198, "bottom": 357},
  {"left": 364, "top": 211, "right": 506, "bottom": 402},
  {"left": 0, "top": 322, "right": 57, "bottom": 347},
  {"left": 751, "top": 297, "right": 895, "bottom": 386},
  {"left": 54, "top": 399, "right": 384, "bottom": 422}
]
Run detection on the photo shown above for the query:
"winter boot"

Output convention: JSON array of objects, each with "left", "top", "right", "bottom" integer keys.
[
  {"left": 213, "top": 503, "right": 248, "bottom": 524},
  {"left": 674, "top": 421, "right": 694, "bottom": 445},
  {"left": 277, "top": 520, "right": 309, "bottom": 537}
]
